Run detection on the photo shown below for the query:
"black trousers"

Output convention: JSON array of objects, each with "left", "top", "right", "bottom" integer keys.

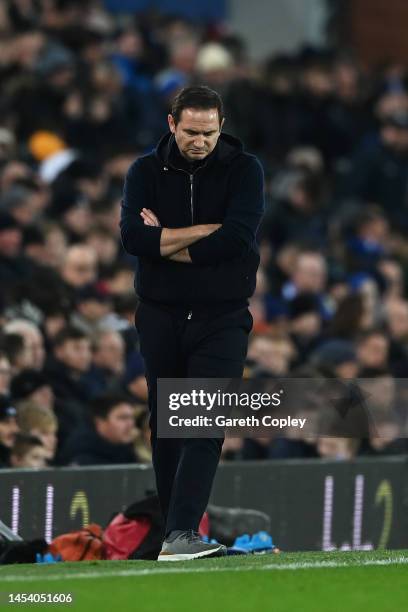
[{"left": 136, "top": 301, "right": 252, "bottom": 534}]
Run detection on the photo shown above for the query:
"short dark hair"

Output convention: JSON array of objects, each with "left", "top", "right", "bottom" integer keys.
[
  {"left": 356, "top": 327, "right": 388, "bottom": 344},
  {"left": 53, "top": 326, "right": 88, "bottom": 348},
  {"left": 171, "top": 86, "right": 224, "bottom": 125},
  {"left": 91, "top": 393, "right": 133, "bottom": 421}
]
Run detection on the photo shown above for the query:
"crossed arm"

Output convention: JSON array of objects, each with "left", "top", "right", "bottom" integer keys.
[
  {"left": 120, "top": 157, "right": 264, "bottom": 265},
  {"left": 140, "top": 208, "right": 219, "bottom": 263}
]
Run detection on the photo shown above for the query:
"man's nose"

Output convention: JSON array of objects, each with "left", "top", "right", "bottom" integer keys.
[{"left": 193, "top": 137, "right": 205, "bottom": 148}]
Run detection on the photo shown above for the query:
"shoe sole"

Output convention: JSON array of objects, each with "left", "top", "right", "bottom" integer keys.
[{"left": 157, "top": 546, "right": 226, "bottom": 562}]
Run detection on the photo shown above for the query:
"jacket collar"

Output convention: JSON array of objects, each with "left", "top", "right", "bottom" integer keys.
[{"left": 154, "top": 131, "right": 244, "bottom": 168}]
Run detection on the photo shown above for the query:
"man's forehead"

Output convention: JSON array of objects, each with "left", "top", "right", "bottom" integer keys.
[{"left": 179, "top": 108, "right": 220, "bottom": 129}]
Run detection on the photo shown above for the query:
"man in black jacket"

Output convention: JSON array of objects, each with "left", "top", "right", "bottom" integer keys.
[
  {"left": 120, "top": 86, "right": 264, "bottom": 560},
  {"left": 58, "top": 393, "right": 138, "bottom": 466}
]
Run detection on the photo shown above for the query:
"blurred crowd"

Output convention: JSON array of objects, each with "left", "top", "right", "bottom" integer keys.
[{"left": 0, "top": 0, "right": 408, "bottom": 469}]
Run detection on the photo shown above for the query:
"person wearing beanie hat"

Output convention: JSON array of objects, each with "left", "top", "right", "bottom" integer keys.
[
  {"left": 28, "top": 131, "right": 67, "bottom": 162},
  {"left": 196, "top": 43, "right": 234, "bottom": 83},
  {"left": 0, "top": 185, "right": 38, "bottom": 226},
  {"left": 310, "top": 339, "right": 359, "bottom": 379}
]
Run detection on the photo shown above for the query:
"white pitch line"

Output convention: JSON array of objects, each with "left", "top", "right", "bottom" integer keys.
[{"left": 1, "top": 556, "right": 408, "bottom": 582}]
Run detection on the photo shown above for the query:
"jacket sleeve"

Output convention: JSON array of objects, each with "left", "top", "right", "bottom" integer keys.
[
  {"left": 120, "top": 159, "right": 163, "bottom": 258},
  {"left": 188, "top": 157, "right": 264, "bottom": 265}
]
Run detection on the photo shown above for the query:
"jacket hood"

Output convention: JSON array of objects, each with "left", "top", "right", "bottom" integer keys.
[{"left": 154, "top": 131, "right": 244, "bottom": 166}]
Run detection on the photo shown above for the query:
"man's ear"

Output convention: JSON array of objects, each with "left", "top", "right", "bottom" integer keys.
[
  {"left": 220, "top": 117, "right": 225, "bottom": 132},
  {"left": 168, "top": 114, "right": 176, "bottom": 134}
]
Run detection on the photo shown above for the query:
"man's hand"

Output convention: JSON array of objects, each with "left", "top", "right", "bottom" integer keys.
[
  {"left": 141, "top": 208, "right": 221, "bottom": 258},
  {"left": 159, "top": 224, "right": 221, "bottom": 258},
  {"left": 140, "top": 208, "right": 161, "bottom": 227},
  {"left": 167, "top": 248, "right": 192, "bottom": 263}
]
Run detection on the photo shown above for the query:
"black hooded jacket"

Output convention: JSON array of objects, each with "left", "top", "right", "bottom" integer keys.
[
  {"left": 120, "top": 132, "right": 264, "bottom": 306},
  {"left": 58, "top": 426, "right": 138, "bottom": 466}
]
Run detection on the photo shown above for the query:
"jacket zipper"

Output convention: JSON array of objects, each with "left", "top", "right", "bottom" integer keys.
[
  {"left": 165, "top": 161, "right": 208, "bottom": 226},
  {"left": 189, "top": 174, "right": 194, "bottom": 224},
  {"left": 187, "top": 310, "right": 192, "bottom": 320}
]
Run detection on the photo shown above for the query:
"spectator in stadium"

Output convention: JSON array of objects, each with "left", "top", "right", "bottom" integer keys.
[
  {"left": 344, "top": 207, "right": 389, "bottom": 274},
  {"left": 58, "top": 393, "right": 139, "bottom": 466},
  {"left": 288, "top": 293, "right": 324, "bottom": 362},
  {"left": 50, "top": 188, "right": 92, "bottom": 243},
  {"left": 0, "top": 396, "right": 19, "bottom": 467},
  {"left": 296, "top": 54, "right": 334, "bottom": 159},
  {"left": 60, "top": 244, "right": 98, "bottom": 291},
  {"left": 17, "top": 402, "right": 58, "bottom": 465},
  {"left": 9, "top": 433, "right": 48, "bottom": 469},
  {"left": 85, "top": 225, "right": 119, "bottom": 269},
  {"left": 346, "top": 111, "right": 408, "bottom": 228},
  {"left": 363, "top": 410, "right": 408, "bottom": 456},
  {"left": 326, "top": 293, "right": 365, "bottom": 340},
  {"left": 326, "top": 56, "right": 369, "bottom": 161},
  {"left": 317, "top": 437, "right": 360, "bottom": 461},
  {"left": 3, "top": 320, "right": 46, "bottom": 372},
  {"left": 359, "top": 373, "right": 396, "bottom": 415},
  {"left": 246, "top": 333, "right": 295, "bottom": 377},
  {"left": 71, "top": 284, "right": 114, "bottom": 337},
  {"left": 356, "top": 328, "right": 390, "bottom": 373},
  {"left": 264, "top": 168, "right": 326, "bottom": 251},
  {"left": 282, "top": 250, "right": 328, "bottom": 300},
  {"left": 22, "top": 225, "right": 49, "bottom": 269},
  {"left": 44, "top": 326, "right": 93, "bottom": 449},
  {"left": 309, "top": 340, "right": 359, "bottom": 380},
  {"left": 83, "top": 329, "right": 126, "bottom": 397},
  {"left": 281, "top": 251, "right": 333, "bottom": 324},
  {"left": 0, "top": 184, "right": 42, "bottom": 227},
  {"left": 90, "top": 197, "right": 121, "bottom": 236},
  {"left": 101, "top": 263, "right": 135, "bottom": 297},
  {"left": 123, "top": 349, "right": 148, "bottom": 402},
  {"left": 11, "top": 369, "right": 54, "bottom": 412},
  {"left": 41, "top": 302, "right": 69, "bottom": 345},
  {"left": 0, "top": 0, "right": 406, "bottom": 470}
]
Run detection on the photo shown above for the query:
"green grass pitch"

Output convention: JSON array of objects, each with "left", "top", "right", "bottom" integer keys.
[{"left": 0, "top": 550, "right": 407, "bottom": 612}]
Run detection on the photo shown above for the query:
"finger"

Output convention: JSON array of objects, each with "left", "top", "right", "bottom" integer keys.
[
  {"left": 141, "top": 209, "right": 155, "bottom": 224},
  {"left": 142, "top": 208, "right": 160, "bottom": 226},
  {"left": 140, "top": 211, "right": 155, "bottom": 226}
]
